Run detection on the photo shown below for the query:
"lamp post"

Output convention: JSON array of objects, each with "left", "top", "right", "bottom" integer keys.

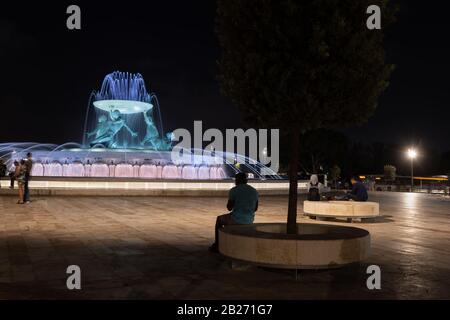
[{"left": 407, "top": 148, "right": 417, "bottom": 192}]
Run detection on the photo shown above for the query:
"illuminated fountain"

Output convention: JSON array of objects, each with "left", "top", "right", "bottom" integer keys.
[
  {"left": 0, "top": 71, "right": 280, "bottom": 181},
  {"left": 83, "top": 71, "right": 170, "bottom": 150}
]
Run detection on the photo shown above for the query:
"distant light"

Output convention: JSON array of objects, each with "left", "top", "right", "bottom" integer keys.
[{"left": 407, "top": 148, "right": 417, "bottom": 159}]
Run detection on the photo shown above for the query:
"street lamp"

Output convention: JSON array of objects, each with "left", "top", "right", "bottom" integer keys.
[{"left": 407, "top": 148, "right": 417, "bottom": 192}]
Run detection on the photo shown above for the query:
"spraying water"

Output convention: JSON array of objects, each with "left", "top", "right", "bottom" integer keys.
[
  {"left": 0, "top": 71, "right": 281, "bottom": 180},
  {"left": 84, "top": 71, "right": 171, "bottom": 150}
]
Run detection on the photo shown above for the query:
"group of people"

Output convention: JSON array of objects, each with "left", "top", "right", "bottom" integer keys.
[
  {"left": 0, "top": 152, "right": 33, "bottom": 204},
  {"left": 3, "top": 154, "right": 368, "bottom": 249},
  {"left": 307, "top": 174, "right": 368, "bottom": 202},
  {"left": 210, "top": 172, "right": 368, "bottom": 252}
]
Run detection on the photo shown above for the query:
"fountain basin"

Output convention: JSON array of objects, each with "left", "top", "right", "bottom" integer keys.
[
  {"left": 93, "top": 100, "right": 153, "bottom": 114},
  {"left": 219, "top": 223, "right": 370, "bottom": 269}
]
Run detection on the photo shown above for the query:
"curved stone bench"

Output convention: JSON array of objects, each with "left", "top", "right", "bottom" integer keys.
[
  {"left": 303, "top": 200, "right": 379, "bottom": 221},
  {"left": 219, "top": 223, "right": 370, "bottom": 269}
]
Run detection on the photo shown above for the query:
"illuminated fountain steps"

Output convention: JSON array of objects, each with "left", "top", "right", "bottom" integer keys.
[
  {"left": 209, "top": 167, "right": 227, "bottom": 180},
  {"left": 84, "top": 164, "right": 91, "bottom": 177},
  {"left": 198, "top": 166, "right": 210, "bottom": 180},
  {"left": 23, "top": 161, "right": 250, "bottom": 181},
  {"left": 91, "top": 164, "right": 109, "bottom": 177},
  {"left": 139, "top": 164, "right": 158, "bottom": 178},
  {"left": 162, "top": 165, "right": 180, "bottom": 179},
  {"left": 44, "top": 163, "right": 63, "bottom": 176},
  {"left": 182, "top": 166, "right": 198, "bottom": 180},
  {"left": 0, "top": 178, "right": 308, "bottom": 196},
  {"left": 31, "top": 163, "right": 44, "bottom": 176},
  {"left": 63, "top": 163, "right": 85, "bottom": 177},
  {"left": 133, "top": 165, "right": 140, "bottom": 178},
  {"left": 114, "top": 164, "right": 134, "bottom": 178},
  {"left": 2, "top": 142, "right": 282, "bottom": 182}
]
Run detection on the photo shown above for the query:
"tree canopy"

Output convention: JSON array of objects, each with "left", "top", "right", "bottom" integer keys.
[
  {"left": 216, "top": 0, "right": 394, "bottom": 232},
  {"left": 216, "top": 0, "right": 394, "bottom": 132}
]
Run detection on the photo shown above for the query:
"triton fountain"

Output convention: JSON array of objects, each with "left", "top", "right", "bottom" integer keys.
[{"left": 0, "top": 71, "right": 281, "bottom": 182}]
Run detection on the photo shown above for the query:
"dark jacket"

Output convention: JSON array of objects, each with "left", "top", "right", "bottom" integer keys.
[
  {"left": 0, "top": 164, "right": 6, "bottom": 177},
  {"left": 349, "top": 182, "right": 368, "bottom": 202}
]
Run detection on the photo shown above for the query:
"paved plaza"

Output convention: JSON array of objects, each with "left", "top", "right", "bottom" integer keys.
[{"left": 0, "top": 192, "right": 449, "bottom": 299}]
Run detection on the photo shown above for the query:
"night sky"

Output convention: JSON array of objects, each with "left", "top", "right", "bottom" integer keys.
[{"left": 1, "top": 1, "right": 449, "bottom": 152}]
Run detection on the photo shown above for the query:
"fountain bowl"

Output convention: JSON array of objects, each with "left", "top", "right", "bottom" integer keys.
[{"left": 93, "top": 100, "right": 153, "bottom": 114}]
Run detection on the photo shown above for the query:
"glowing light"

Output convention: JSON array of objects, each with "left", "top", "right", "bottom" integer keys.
[{"left": 407, "top": 148, "right": 417, "bottom": 159}]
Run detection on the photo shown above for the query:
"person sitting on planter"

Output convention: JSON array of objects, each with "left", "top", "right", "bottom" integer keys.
[
  {"left": 209, "top": 172, "right": 259, "bottom": 253},
  {"left": 334, "top": 176, "right": 368, "bottom": 202},
  {"left": 346, "top": 176, "right": 368, "bottom": 202},
  {"left": 307, "top": 174, "right": 323, "bottom": 201}
]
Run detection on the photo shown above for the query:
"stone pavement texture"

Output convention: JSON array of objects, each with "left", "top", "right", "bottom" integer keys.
[{"left": 0, "top": 192, "right": 449, "bottom": 299}]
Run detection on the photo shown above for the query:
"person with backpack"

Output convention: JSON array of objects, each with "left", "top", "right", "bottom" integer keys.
[{"left": 307, "top": 174, "right": 323, "bottom": 201}]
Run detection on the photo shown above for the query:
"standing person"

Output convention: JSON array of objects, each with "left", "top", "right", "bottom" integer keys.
[
  {"left": 9, "top": 161, "right": 19, "bottom": 189},
  {"left": 0, "top": 159, "right": 6, "bottom": 188},
  {"left": 23, "top": 152, "right": 33, "bottom": 203},
  {"left": 16, "top": 160, "right": 26, "bottom": 204},
  {"left": 209, "top": 172, "right": 259, "bottom": 253}
]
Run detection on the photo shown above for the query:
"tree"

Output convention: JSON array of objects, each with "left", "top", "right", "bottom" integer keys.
[
  {"left": 329, "top": 165, "right": 342, "bottom": 189},
  {"left": 216, "top": 0, "right": 394, "bottom": 233},
  {"left": 329, "top": 165, "right": 341, "bottom": 189},
  {"left": 298, "top": 129, "right": 349, "bottom": 174},
  {"left": 383, "top": 164, "right": 396, "bottom": 183}
]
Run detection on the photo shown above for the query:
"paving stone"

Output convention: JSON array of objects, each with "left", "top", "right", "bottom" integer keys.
[{"left": 0, "top": 192, "right": 449, "bottom": 299}]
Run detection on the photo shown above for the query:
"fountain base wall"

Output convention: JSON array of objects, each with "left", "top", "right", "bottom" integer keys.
[
  {"left": 0, "top": 177, "right": 309, "bottom": 196},
  {"left": 10, "top": 149, "right": 232, "bottom": 180}
]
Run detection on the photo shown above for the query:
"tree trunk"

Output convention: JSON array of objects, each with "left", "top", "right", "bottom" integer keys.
[{"left": 287, "top": 128, "right": 300, "bottom": 234}]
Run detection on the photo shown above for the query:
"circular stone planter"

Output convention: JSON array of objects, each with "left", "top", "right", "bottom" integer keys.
[
  {"left": 219, "top": 223, "right": 370, "bottom": 269},
  {"left": 303, "top": 200, "right": 380, "bottom": 221}
]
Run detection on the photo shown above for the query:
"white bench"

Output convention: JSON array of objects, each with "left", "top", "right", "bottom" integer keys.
[
  {"left": 303, "top": 200, "right": 380, "bottom": 222},
  {"left": 219, "top": 223, "right": 371, "bottom": 269}
]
